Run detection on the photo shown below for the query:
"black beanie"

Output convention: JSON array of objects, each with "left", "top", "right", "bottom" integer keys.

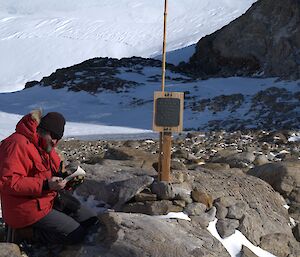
[{"left": 39, "top": 112, "right": 66, "bottom": 140}]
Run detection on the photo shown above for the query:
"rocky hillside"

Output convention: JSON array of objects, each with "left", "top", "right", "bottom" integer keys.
[
  {"left": 24, "top": 57, "right": 183, "bottom": 94},
  {"left": 1, "top": 130, "right": 300, "bottom": 256},
  {"left": 181, "top": 0, "right": 300, "bottom": 80},
  {"left": 18, "top": 55, "right": 300, "bottom": 132}
]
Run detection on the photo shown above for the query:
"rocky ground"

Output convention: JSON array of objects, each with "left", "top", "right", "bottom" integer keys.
[{"left": 1, "top": 130, "right": 300, "bottom": 257}]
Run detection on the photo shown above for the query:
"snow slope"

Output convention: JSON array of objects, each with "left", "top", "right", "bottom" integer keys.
[
  {"left": 0, "top": 73, "right": 299, "bottom": 140},
  {"left": 0, "top": 0, "right": 256, "bottom": 92}
]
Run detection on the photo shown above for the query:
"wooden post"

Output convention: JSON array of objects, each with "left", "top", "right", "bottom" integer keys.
[
  {"left": 158, "top": 0, "right": 171, "bottom": 182},
  {"left": 158, "top": 132, "right": 163, "bottom": 181},
  {"left": 161, "top": 132, "right": 171, "bottom": 181}
]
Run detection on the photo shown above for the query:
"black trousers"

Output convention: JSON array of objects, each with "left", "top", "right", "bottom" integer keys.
[{"left": 32, "top": 202, "right": 98, "bottom": 245}]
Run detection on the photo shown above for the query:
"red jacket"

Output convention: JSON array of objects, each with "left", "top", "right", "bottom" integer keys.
[{"left": 0, "top": 113, "right": 61, "bottom": 228}]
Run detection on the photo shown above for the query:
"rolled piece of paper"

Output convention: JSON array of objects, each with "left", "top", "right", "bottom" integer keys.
[{"left": 63, "top": 166, "right": 86, "bottom": 183}]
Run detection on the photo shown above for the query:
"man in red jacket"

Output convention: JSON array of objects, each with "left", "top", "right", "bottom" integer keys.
[{"left": 0, "top": 110, "right": 98, "bottom": 244}]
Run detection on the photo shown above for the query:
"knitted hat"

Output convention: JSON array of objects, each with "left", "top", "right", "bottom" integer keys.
[{"left": 39, "top": 112, "right": 66, "bottom": 140}]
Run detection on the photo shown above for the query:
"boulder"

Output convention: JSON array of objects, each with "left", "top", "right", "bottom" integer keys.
[
  {"left": 184, "top": 203, "right": 207, "bottom": 216},
  {"left": 191, "top": 207, "right": 217, "bottom": 229},
  {"left": 192, "top": 167, "right": 292, "bottom": 245},
  {"left": 253, "top": 155, "right": 269, "bottom": 166},
  {"left": 213, "top": 151, "right": 256, "bottom": 169},
  {"left": 248, "top": 161, "right": 300, "bottom": 220},
  {"left": 151, "top": 181, "right": 175, "bottom": 200},
  {"left": 191, "top": 188, "right": 213, "bottom": 208},
  {"left": 259, "top": 233, "right": 300, "bottom": 257},
  {"left": 88, "top": 212, "right": 230, "bottom": 257},
  {"left": 76, "top": 175, "right": 154, "bottom": 210},
  {"left": 0, "top": 243, "right": 21, "bottom": 257},
  {"left": 216, "top": 218, "right": 239, "bottom": 238}
]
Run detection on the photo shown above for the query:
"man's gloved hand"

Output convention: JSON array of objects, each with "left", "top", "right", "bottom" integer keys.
[{"left": 48, "top": 177, "right": 66, "bottom": 191}]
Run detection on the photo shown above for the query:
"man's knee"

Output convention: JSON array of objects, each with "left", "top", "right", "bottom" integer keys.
[
  {"left": 80, "top": 216, "right": 99, "bottom": 229},
  {"left": 66, "top": 225, "right": 87, "bottom": 244}
]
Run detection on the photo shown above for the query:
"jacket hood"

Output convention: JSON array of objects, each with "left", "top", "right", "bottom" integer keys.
[{"left": 15, "top": 110, "right": 42, "bottom": 145}]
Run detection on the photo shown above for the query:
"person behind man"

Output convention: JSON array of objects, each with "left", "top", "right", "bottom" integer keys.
[{"left": 0, "top": 110, "right": 98, "bottom": 244}]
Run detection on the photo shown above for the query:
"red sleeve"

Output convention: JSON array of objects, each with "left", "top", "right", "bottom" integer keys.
[{"left": 0, "top": 140, "right": 44, "bottom": 196}]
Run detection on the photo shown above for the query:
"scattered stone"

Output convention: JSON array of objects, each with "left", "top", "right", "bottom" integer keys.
[
  {"left": 174, "top": 191, "right": 193, "bottom": 204},
  {"left": 184, "top": 202, "right": 207, "bottom": 216},
  {"left": 201, "top": 163, "right": 230, "bottom": 171},
  {"left": 240, "top": 245, "right": 258, "bottom": 257},
  {"left": 104, "top": 147, "right": 133, "bottom": 160},
  {"left": 253, "top": 155, "right": 269, "bottom": 166},
  {"left": 151, "top": 181, "right": 175, "bottom": 200},
  {"left": 122, "top": 200, "right": 183, "bottom": 215},
  {"left": 292, "top": 224, "right": 300, "bottom": 242},
  {"left": 214, "top": 196, "right": 237, "bottom": 208},
  {"left": 171, "top": 160, "right": 187, "bottom": 170},
  {"left": 173, "top": 200, "right": 186, "bottom": 208},
  {"left": 191, "top": 207, "right": 217, "bottom": 229},
  {"left": 215, "top": 202, "right": 228, "bottom": 220},
  {"left": 191, "top": 188, "right": 213, "bottom": 209},
  {"left": 172, "top": 149, "right": 189, "bottom": 159},
  {"left": 216, "top": 218, "right": 239, "bottom": 238},
  {"left": 135, "top": 192, "right": 157, "bottom": 202},
  {"left": 226, "top": 202, "right": 247, "bottom": 220}
]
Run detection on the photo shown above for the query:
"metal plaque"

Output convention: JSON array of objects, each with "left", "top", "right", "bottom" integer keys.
[{"left": 155, "top": 98, "right": 180, "bottom": 127}]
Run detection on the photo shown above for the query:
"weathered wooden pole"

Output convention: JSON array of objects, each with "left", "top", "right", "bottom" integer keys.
[{"left": 158, "top": 0, "right": 172, "bottom": 182}]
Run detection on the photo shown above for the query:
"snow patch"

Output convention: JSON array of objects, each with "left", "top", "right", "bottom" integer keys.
[{"left": 207, "top": 219, "right": 277, "bottom": 257}]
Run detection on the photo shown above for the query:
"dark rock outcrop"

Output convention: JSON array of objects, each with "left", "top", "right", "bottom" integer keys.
[
  {"left": 181, "top": 0, "right": 300, "bottom": 80},
  {"left": 24, "top": 57, "right": 180, "bottom": 93}
]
